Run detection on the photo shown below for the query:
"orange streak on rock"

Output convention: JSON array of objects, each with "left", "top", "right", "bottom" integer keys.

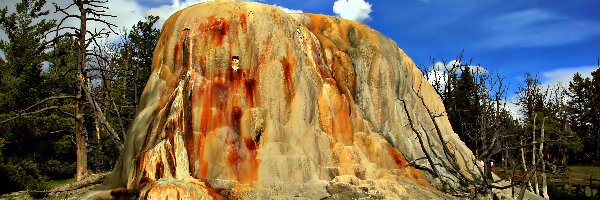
[
  {"left": 226, "top": 135, "right": 240, "bottom": 173},
  {"left": 310, "top": 40, "right": 332, "bottom": 80},
  {"left": 207, "top": 188, "right": 227, "bottom": 200},
  {"left": 240, "top": 12, "right": 248, "bottom": 29},
  {"left": 198, "top": 15, "right": 231, "bottom": 46},
  {"left": 244, "top": 78, "right": 257, "bottom": 106},
  {"left": 410, "top": 167, "right": 427, "bottom": 186},
  {"left": 279, "top": 49, "right": 296, "bottom": 104},
  {"left": 386, "top": 145, "right": 428, "bottom": 185},
  {"left": 333, "top": 94, "right": 353, "bottom": 145},
  {"left": 164, "top": 140, "right": 176, "bottom": 177},
  {"left": 156, "top": 157, "right": 164, "bottom": 179},
  {"left": 174, "top": 29, "right": 189, "bottom": 69},
  {"left": 387, "top": 145, "right": 409, "bottom": 168},
  {"left": 177, "top": 67, "right": 260, "bottom": 183}
]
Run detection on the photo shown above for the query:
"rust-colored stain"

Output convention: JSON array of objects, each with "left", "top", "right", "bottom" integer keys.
[
  {"left": 132, "top": 154, "right": 146, "bottom": 188},
  {"left": 174, "top": 29, "right": 190, "bottom": 70},
  {"left": 206, "top": 187, "right": 227, "bottom": 200},
  {"left": 227, "top": 136, "right": 240, "bottom": 169},
  {"left": 386, "top": 144, "right": 427, "bottom": 185},
  {"left": 156, "top": 157, "right": 164, "bottom": 179},
  {"left": 199, "top": 15, "right": 231, "bottom": 46},
  {"left": 244, "top": 137, "right": 258, "bottom": 151},
  {"left": 410, "top": 167, "right": 427, "bottom": 186},
  {"left": 240, "top": 12, "right": 248, "bottom": 28},
  {"left": 200, "top": 56, "right": 207, "bottom": 76},
  {"left": 333, "top": 94, "right": 353, "bottom": 145},
  {"left": 232, "top": 106, "right": 243, "bottom": 136},
  {"left": 387, "top": 145, "right": 409, "bottom": 168},
  {"left": 279, "top": 49, "right": 296, "bottom": 103},
  {"left": 244, "top": 78, "right": 256, "bottom": 106},
  {"left": 164, "top": 143, "right": 176, "bottom": 177},
  {"left": 182, "top": 67, "right": 259, "bottom": 182},
  {"left": 128, "top": 5, "right": 436, "bottom": 196},
  {"left": 310, "top": 40, "right": 332, "bottom": 80},
  {"left": 317, "top": 83, "right": 353, "bottom": 145}
]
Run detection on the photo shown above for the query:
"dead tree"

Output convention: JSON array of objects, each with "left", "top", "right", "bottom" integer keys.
[
  {"left": 418, "top": 58, "right": 548, "bottom": 199},
  {"left": 51, "top": 0, "right": 123, "bottom": 181},
  {"left": 540, "top": 117, "right": 548, "bottom": 200}
]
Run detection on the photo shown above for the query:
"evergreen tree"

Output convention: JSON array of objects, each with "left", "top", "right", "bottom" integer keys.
[
  {"left": 450, "top": 66, "right": 481, "bottom": 153},
  {"left": 589, "top": 68, "right": 600, "bottom": 164},
  {"left": 567, "top": 73, "right": 593, "bottom": 163},
  {"left": 110, "top": 16, "right": 160, "bottom": 125},
  {"left": 128, "top": 15, "right": 160, "bottom": 107},
  {"left": 0, "top": 0, "right": 60, "bottom": 192},
  {"left": 517, "top": 73, "right": 545, "bottom": 124},
  {"left": 0, "top": 0, "right": 54, "bottom": 110}
]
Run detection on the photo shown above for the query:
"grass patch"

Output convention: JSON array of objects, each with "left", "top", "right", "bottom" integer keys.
[
  {"left": 567, "top": 166, "right": 600, "bottom": 176},
  {"left": 49, "top": 178, "right": 75, "bottom": 188}
]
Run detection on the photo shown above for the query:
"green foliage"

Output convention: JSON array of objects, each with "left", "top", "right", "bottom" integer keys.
[
  {"left": 0, "top": 2, "right": 159, "bottom": 194},
  {"left": 567, "top": 70, "right": 600, "bottom": 164},
  {"left": 0, "top": 0, "right": 55, "bottom": 110},
  {"left": 0, "top": 0, "right": 66, "bottom": 194},
  {"left": 547, "top": 182, "right": 573, "bottom": 200},
  {"left": 446, "top": 65, "right": 481, "bottom": 150},
  {"left": 107, "top": 15, "right": 160, "bottom": 129},
  {"left": 0, "top": 158, "right": 50, "bottom": 191},
  {"left": 517, "top": 73, "right": 545, "bottom": 123}
]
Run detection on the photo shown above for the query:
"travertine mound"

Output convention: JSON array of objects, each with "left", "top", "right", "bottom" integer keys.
[{"left": 86, "top": 1, "right": 482, "bottom": 199}]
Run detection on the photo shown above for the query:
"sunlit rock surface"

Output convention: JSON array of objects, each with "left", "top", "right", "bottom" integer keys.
[{"left": 86, "top": 1, "right": 481, "bottom": 199}]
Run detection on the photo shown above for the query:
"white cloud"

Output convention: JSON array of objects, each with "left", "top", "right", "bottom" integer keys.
[
  {"left": 541, "top": 66, "right": 597, "bottom": 86},
  {"left": 502, "top": 99, "right": 522, "bottom": 122},
  {"left": 274, "top": 5, "right": 302, "bottom": 13},
  {"left": 147, "top": 0, "right": 211, "bottom": 26},
  {"left": 0, "top": 0, "right": 140, "bottom": 56},
  {"left": 0, "top": 0, "right": 303, "bottom": 45},
  {"left": 482, "top": 8, "right": 600, "bottom": 49},
  {"left": 332, "top": 0, "right": 372, "bottom": 22},
  {"left": 430, "top": 59, "right": 487, "bottom": 74},
  {"left": 148, "top": 1, "right": 302, "bottom": 27},
  {"left": 425, "top": 60, "right": 487, "bottom": 95},
  {"left": 0, "top": 0, "right": 146, "bottom": 43},
  {"left": 506, "top": 65, "right": 598, "bottom": 122}
]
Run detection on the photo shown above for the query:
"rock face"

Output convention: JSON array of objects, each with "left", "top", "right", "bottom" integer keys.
[{"left": 89, "top": 1, "right": 481, "bottom": 199}]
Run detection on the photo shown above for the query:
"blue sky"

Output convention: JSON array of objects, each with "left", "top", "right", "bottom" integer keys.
[
  {"left": 141, "top": 0, "right": 600, "bottom": 92},
  {"left": 264, "top": 0, "right": 600, "bottom": 87},
  {"left": 1, "top": 0, "right": 599, "bottom": 96}
]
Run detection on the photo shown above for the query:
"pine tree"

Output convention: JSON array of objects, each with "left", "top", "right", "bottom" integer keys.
[
  {"left": 110, "top": 16, "right": 160, "bottom": 126},
  {"left": 567, "top": 73, "right": 592, "bottom": 163},
  {"left": 587, "top": 67, "right": 600, "bottom": 164},
  {"left": 0, "top": 0, "right": 62, "bottom": 192},
  {"left": 128, "top": 15, "right": 160, "bottom": 107},
  {"left": 451, "top": 66, "right": 481, "bottom": 153}
]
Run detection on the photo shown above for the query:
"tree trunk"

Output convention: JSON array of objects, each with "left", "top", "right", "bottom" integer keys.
[
  {"left": 75, "top": 0, "right": 88, "bottom": 181},
  {"left": 540, "top": 117, "right": 548, "bottom": 200},
  {"left": 483, "top": 157, "right": 492, "bottom": 194},
  {"left": 532, "top": 114, "right": 538, "bottom": 195},
  {"left": 520, "top": 139, "right": 532, "bottom": 191},
  {"left": 75, "top": 78, "right": 87, "bottom": 181},
  {"left": 561, "top": 149, "right": 567, "bottom": 168}
]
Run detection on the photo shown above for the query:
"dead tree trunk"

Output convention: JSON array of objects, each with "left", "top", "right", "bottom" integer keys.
[
  {"left": 53, "top": 0, "right": 124, "bottom": 179},
  {"left": 540, "top": 117, "right": 548, "bottom": 200},
  {"left": 75, "top": 79, "right": 87, "bottom": 181},
  {"left": 520, "top": 139, "right": 532, "bottom": 191},
  {"left": 532, "top": 114, "right": 538, "bottom": 195},
  {"left": 75, "top": 4, "right": 89, "bottom": 180}
]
